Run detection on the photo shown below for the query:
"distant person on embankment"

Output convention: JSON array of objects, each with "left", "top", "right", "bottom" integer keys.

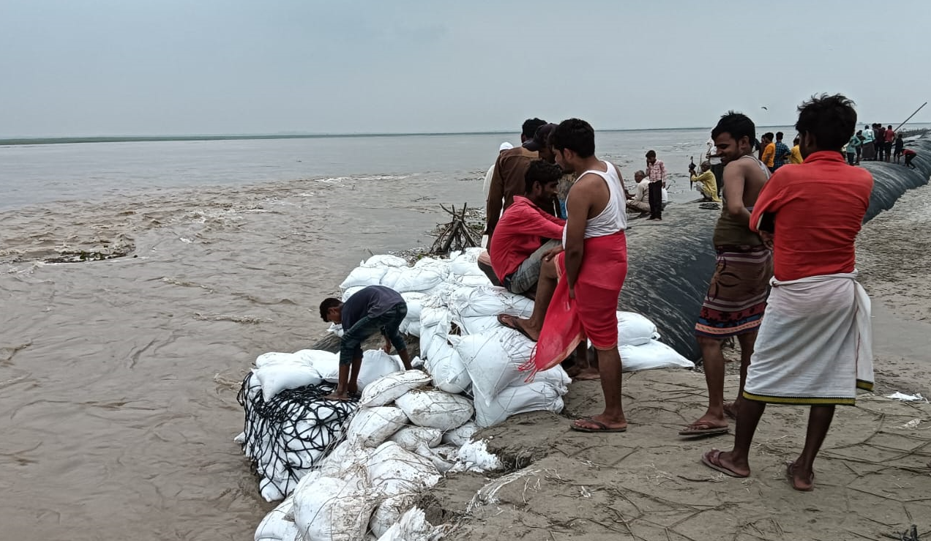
[
  {"left": 485, "top": 118, "right": 548, "bottom": 251},
  {"left": 626, "top": 170, "right": 651, "bottom": 215},
  {"left": 773, "top": 131, "right": 791, "bottom": 171},
  {"left": 482, "top": 141, "right": 513, "bottom": 201},
  {"left": 760, "top": 132, "right": 776, "bottom": 172},
  {"left": 689, "top": 161, "right": 721, "bottom": 202},
  {"left": 319, "top": 285, "right": 412, "bottom": 400},
  {"left": 893, "top": 132, "right": 905, "bottom": 164},
  {"left": 883, "top": 125, "right": 895, "bottom": 163},
  {"left": 645, "top": 150, "right": 666, "bottom": 220},
  {"left": 489, "top": 160, "right": 565, "bottom": 298},
  {"left": 789, "top": 137, "right": 804, "bottom": 165},
  {"left": 846, "top": 133, "right": 861, "bottom": 166},
  {"left": 681, "top": 112, "right": 772, "bottom": 437},
  {"left": 702, "top": 93, "right": 874, "bottom": 492},
  {"left": 904, "top": 147, "right": 918, "bottom": 169},
  {"left": 860, "top": 124, "right": 876, "bottom": 160}
]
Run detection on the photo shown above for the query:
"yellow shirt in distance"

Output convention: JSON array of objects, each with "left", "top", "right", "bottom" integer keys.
[
  {"left": 761, "top": 143, "right": 776, "bottom": 168},
  {"left": 789, "top": 145, "right": 803, "bottom": 164},
  {"left": 690, "top": 170, "right": 721, "bottom": 202}
]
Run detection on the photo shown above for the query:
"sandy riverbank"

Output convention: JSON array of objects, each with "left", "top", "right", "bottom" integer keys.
[{"left": 420, "top": 185, "right": 931, "bottom": 540}]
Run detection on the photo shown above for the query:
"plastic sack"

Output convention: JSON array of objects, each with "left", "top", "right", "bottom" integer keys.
[
  {"left": 340, "top": 266, "right": 388, "bottom": 290},
  {"left": 473, "top": 381, "right": 565, "bottom": 428},
  {"left": 255, "top": 352, "right": 307, "bottom": 369},
  {"left": 392, "top": 267, "right": 445, "bottom": 293},
  {"left": 361, "top": 254, "right": 409, "bottom": 268},
  {"left": 293, "top": 349, "right": 339, "bottom": 369},
  {"left": 456, "top": 315, "right": 501, "bottom": 336},
  {"left": 616, "top": 311, "right": 659, "bottom": 347},
  {"left": 376, "top": 507, "right": 435, "bottom": 541},
  {"left": 359, "top": 370, "right": 432, "bottom": 408},
  {"left": 292, "top": 473, "right": 376, "bottom": 541},
  {"left": 357, "top": 350, "right": 404, "bottom": 390},
  {"left": 316, "top": 441, "right": 373, "bottom": 484},
  {"left": 255, "top": 496, "right": 300, "bottom": 541},
  {"left": 370, "top": 494, "right": 416, "bottom": 539},
  {"left": 395, "top": 390, "right": 474, "bottom": 431},
  {"left": 441, "top": 421, "right": 478, "bottom": 447},
  {"left": 365, "top": 442, "right": 441, "bottom": 497},
  {"left": 255, "top": 364, "right": 324, "bottom": 402},
  {"left": 620, "top": 340, "right": 695, "bottom": 372},
  {"left": 448, "top": 285, "right": 534, "bottom": 319},
  {"left": 424, "top": 344, "right": 471, "bottom": 394},
  {"left": 342, "top": 286, "right": 364, "bottom": 301},
  {"left": 455, "top": 327, "right": 534, "bottom": 406},
  {"left": 345, "top": 406, "right": 408, "bottom": 448},
  {"left": 388, "top": 426, "right": 442, "bottom": 452}
]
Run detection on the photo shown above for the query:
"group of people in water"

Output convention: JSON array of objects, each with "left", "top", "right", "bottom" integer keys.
[{"left": 320, "top": 93, "right": 879, "bottom": 492}]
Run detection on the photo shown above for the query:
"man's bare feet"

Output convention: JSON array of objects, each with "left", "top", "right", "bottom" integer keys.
[
  {"left": 786, "top": 461, "right": 814, "bottom": 491},
  {"left": 323, "top": 393, "right": 351, "bottom": 401},
  {"left": 497, "top": 314, "right": 541, "bottom": 341},
  {"left": 574, "top": 367, "right": 600, "bottom": 380},
  {"left": 701, "top": 449, "right": 750, "bottom": 478}
]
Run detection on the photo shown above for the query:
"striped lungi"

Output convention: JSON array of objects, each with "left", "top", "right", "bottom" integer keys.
[{"left": 695, "top": 245, "right": 773, "bottom": 338}]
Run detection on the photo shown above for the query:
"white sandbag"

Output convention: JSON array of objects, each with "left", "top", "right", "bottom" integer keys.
[
  {"left": 457, "top": 315, "right": 501, "bottom": 335},
  {"left": 414, "top": 443, "right": 456, "bottom": 474},
  {"left": 341, "top": 286, "right": 364, "bottom": 301},
  {"left": 449, "top": 273, "right": 493, "bottom": 288},
  {"left": 399, "top": 292, "right": 426, "bottom": 337},
  {"left": 424, "top": 344, "right": 471, "bottom": 394},
  {"left": 365, "top": 442, "right": 441, "bottom": 497},
  {"left": 419, "top": 305, "right": 449, "bottom": 329},
  {"left": 532, "top": 365, "right": 572, "bottom": 395},
  {"left": 317, "top": 441, "right": 373, "bottom": 483},
  {"left": 394, "top": 390, "right": 474, "bottom": 431},
  {"left": 326, "top": 322, "right": 344, "bottom": 338},
  {"left": 379, "top": 267, "right": 403, "bottom": 289},
  {"left": 255, "top": 352, "right": 305, "bottom": 368},
  {"left": 260, "top": 476, "right": 285, "bottom": 502},
  {"left": 448, "top": 285, "right": 534, "bottom": 319},
  {"left": 255, "top": 364, "right": 324, "bottom": 402},
  {"left": 293, "top": 349, "right": 339, "bottom": 369},
  {"left": 376, "top": 507, "right": 434, "bottom": 541},
  {"left": 620, "top": 340, "right": 695, "bottom": 372},
  {"left": 357, "top": 350, "right": 404, "bottom": 390},
  {"left": 255, "top": 497, "right": 300, "bottom": 541},
  {"left": 473, "top": 381, "right": 565, "bottom": 428},
  {"left": 340, "top": 266, "right": 388, "bottom": 290},
  {"left": 617, "top": 311, "right": 659, "bottom": 347},
  {"left": 370, "top": 494, "right": 416, "bottom": 539},
  {"left": 391, "top": 267, "right": 445, "bottom": 293},
  {"left": 292, "top": 473, "right": 376, "bottom": 541},
  {"left": 360, "top": 370, "right": 432, "bottom": 408},
  {"left": 314, "top": 353, "right": 341, "bottom": 383},
  {"left": 442, "top": 421, "right": 478, "bottom": 447},
  {"left": 345, "top": 406, "right": 409, "bottom": 448},
  {"left": 449, "top": 252, "right": 485, "bottom": 277},
  {"left": 449, "top": 440, "right": 503, "bottom": 473},
  {"left": 388, "top": 426, "right": 442, "bottom": 452},
  {"left": 361, "top": 254, "right": 409, "bottom": 268},
  {"left": 456, "top": 327, "right": 534, "bottom": 406}
]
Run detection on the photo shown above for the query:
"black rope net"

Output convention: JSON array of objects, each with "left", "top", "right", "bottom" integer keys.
[{"left": 237, "top": 371, "right": 359, "bottom": 498}]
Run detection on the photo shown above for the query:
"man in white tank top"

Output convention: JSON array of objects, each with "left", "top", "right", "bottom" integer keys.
[{"left": 509, "top": 119, "right": 631, "bottom": 433}]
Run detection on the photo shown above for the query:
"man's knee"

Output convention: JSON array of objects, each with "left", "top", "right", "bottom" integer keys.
[
  {"left": 541, "top": 257, "right": 558, "bottom": 278},
  {"left": 696, "top": 335, "right": 720, "bottom": 349}
]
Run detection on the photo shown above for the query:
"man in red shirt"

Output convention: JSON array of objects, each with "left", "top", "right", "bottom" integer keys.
[
  {"left": 489, "top": 160, "right": 565, "bottom": 296},
  {"left": 701, "top": 94, "right": 874, "bottom": 492}
]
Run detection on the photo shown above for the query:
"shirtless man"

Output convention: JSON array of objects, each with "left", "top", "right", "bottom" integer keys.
[
  {"left": 681, "top": 112, "right": 773, "bottom": 437},
  {"left": 505, "top": 119, "right": 630, "bottom": 430}
]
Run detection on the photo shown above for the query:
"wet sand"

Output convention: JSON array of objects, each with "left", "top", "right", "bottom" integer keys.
[{"left": 426, "top": 185, "right": 931, "bottom": 541}]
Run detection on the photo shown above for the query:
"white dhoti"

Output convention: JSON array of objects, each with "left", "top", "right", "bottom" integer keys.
[{"left": 743, "top": 272, "right": 873, "bottom": 405}]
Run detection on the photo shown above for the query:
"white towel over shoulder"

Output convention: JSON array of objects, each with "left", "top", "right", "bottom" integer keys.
[{"left": 743, "top": 271, "right": 873, "bottom": 405}]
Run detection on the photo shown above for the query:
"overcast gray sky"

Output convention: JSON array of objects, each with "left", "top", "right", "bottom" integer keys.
[{"left": 1, "top": 0, "right": 928, "bottom": 137}]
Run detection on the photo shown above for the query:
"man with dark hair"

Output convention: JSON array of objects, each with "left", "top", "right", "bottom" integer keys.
[
  {"left": 874, "top": 124, "right": 886, "bottom": 161},
  {"left": 702, "top": 94, "right": 874, "bottom": 492},
  {"left": 489, "top": 160, "right": 565, "bottom": 296},
  {"left": 773, "top": 132, "right": 791, "bottom": 171},
  {"left": 681, "top": 111, "right": 773, "bottom": 437},
  {"left": 860, "top": 124, "right": 875, "bottom": 160},
  {"left": 883, "top": 125, "right": 895, "bottom": 163},
  {"left": 645, "top": 150, "right": 666, "bottom": 220},
  {"left": 485, "top": 118, "right": 549, "bottom": 250},
  {"left": 690, "top": 161, "right": 721, "bottom": 202},
  {"left": 760, "top": 132, "right": 776, "bottom": 171},
  {"left": 789, "top": 136, "right": 803, "bottom": 164},
  {"left": 319, "top": 285, "right": 412, "bottom": 400},
  {"left": 904, "top": 147, "right": 917, "bottom": 168},
  {"left": 509, "top": 118, "right": 631, "bottom": 427}
]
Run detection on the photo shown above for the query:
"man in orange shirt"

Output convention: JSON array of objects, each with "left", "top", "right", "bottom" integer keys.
[
  {"left": 759, "top": 132, "right": 776, "bottom": 171},
  {"left": 701, "top": 94, "right": 874, "bottom": 492}
]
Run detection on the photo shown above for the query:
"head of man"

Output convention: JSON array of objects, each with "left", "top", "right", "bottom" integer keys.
[
  {"left": 523, "top": 160, "right": 561, "bottom": 208},
  {"left": 634, "top": 170, "right": 646, "bottom": 183},
  {"left": 776, "top": 131, "right": 784, "bottom": 142},
  {"left": 888, "top": 125, "right": 893, "bottom": 131},
  {"left": 762, "top": 132, "right": 775, "bottom": 144},
  {"left": 521, "top": 118, "right": 547, "bottom": 143},
  {"left": 793, "top": 136, "right": 800, "bottom": 146},
  {"left": 700, "top": 161, "right": 711, "bottom": 172},
  {"left": 710, "top": 111, "right": 756, "bottom": 164},
  {"left": 531, "top": 123, "right": 558, "bottom": 163},
  {"left": 319, "top": 298, "right": 342, "bottom": 324},
  {"left": 550, "top": 118, "right": 596, "bottom": 174},
  {"left": 795, "top": 93, "right": 857, "bottom": 160},
  {"left": 645, "top": 149, "right": 657, "bottom": 166}
]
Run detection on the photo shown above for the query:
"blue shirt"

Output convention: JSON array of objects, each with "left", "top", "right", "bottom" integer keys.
[
  {"left": 340, "top": 285, "right": 404, "bottom": 331},
  {"left": 773, "top": 141, "right": 791, "bottom": 168}
]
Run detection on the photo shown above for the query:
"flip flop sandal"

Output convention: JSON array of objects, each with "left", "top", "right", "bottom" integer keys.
[
  {"left": 679, "top": 424, "right": 729, "bottom": 437},
  {"left": 569, "top": 417, "right": 627, "bottom": 433},
  {"left": 700, "top": 449, "right": 749, "bottom": 478}
]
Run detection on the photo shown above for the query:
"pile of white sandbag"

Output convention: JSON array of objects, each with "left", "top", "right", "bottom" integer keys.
[
  {"left": 238, "top": 349, "right": 412, "bottom": 501},
  {"left": 254, "top": 369, "right": 499, "bottom": 541}
]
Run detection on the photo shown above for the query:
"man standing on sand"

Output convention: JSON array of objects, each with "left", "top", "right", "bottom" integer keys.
[
  {"left": 504, "top": 119, "right": 629, "bottom": 429},
  {"left": 789, "top": 137, "right": 804, "bottom": 164},
  {"left": 860, "top": 124, "right": 875, "bottom": 161},
  {"left": 680, "top": 112, "right": 773, "bottom": 437},
  {"left": 883, "top": 125, "right": 895, "bottom": 163},
  {"left": 319, "top": 285, "right": 413, "bottom": 400},
  {"left": 701, "top": 94, "right": 874, "bottom": 492},
  {"left": 773, "top": 132, "right": 791, "bottom": 171},
  {"left": 645, "top": 150, "right": 666, "bottom": 220},
  {"left": 760, "top": 132, "right": 776, "bottom": 171},
  {"left": 486, "top": 118, "right": 548, "bottom": 249}
]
